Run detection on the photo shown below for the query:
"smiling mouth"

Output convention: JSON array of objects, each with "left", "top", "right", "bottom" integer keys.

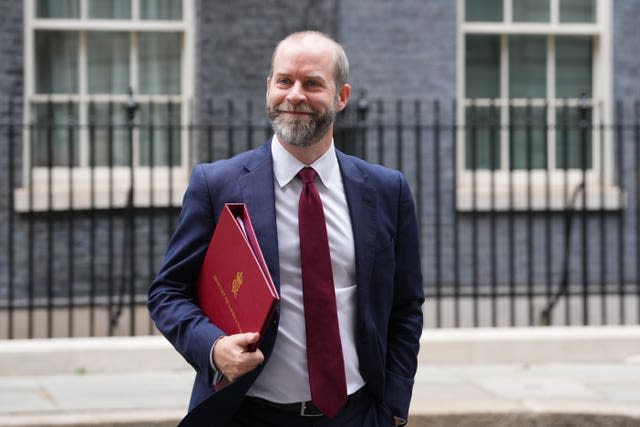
[
  {"left": 280, "top": 110, "right": 313, "bottom": 115},
  {"left": 276, "top": 102, "right": 314, "bottom": 115}
]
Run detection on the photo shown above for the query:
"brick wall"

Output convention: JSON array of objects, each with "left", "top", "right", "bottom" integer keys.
[
  {"left": 614, "top": 0, "right": 640, "bottom": 102},
  {"left": 195, "top": 0, "right": 338, "bottom": 112},
  {"left": 0, "top": 0, "right": 23, "bottom": 105},
  {"left": 339, "top": 0, "right": 456, "bottom": 101},
  {"left": 194, "top": 0, "right": 457, "bottom": 113},
  {"left": 0, "top": 0, "right": 23, "bottom": 172}
]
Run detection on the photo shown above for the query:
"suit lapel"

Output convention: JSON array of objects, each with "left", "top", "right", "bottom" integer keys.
[
  {"left": 236, "top": 142, "right": 281, "bottom": 362},
  {"left": 237, "top": 142, "right": 281, "bottom": 289},
  {"left": 337, "top": 152, "right": 377, "bottom": 303}
]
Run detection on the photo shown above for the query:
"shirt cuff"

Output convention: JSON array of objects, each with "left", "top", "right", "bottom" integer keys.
[
  {"left": 394, "top": 417, "right": 407, "bottom": 426},
  {"left": 209, "top": 336, "right": 225, "bottom": 385}
]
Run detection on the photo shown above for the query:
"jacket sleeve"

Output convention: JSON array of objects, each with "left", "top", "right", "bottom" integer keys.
[
  {"left": 148, "top": 164, "right": 225, "bottom": 383},
  {"left": 384, "top": 173, "right": 425, "bottom": 421}
]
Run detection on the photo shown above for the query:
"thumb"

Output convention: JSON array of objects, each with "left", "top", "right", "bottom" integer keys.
[{"left": 237, "top": 332, "right": 260, "bottom": 347}]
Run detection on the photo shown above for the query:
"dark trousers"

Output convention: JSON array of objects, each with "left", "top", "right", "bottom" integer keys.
[{"left": 227, "top": 388, "right": 378, "bottom": 427}]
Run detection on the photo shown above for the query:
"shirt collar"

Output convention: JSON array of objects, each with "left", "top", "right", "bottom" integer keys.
[{"left": 271, "top": 135, "right": 340, "bottom": 189}]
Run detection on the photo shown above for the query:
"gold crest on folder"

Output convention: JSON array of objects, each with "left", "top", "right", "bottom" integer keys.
[{"left": 231, "top": 272, "right": 244, "bottom": 298}]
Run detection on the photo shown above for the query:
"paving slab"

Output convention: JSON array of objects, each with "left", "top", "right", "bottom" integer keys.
[{"left": 1, "top": 329, "right": 639, "bottom": 427}]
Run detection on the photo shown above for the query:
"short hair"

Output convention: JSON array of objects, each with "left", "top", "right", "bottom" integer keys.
[{"left": 270, "top": 31, "right": 350, "bottom": 91}]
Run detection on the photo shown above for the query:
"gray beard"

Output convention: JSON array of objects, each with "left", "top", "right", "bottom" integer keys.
[{"left": 267, "top": 104, "right": 336, "bottom": 148}]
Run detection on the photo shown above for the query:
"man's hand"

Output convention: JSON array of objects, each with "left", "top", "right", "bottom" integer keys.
[{"left": 212, "top": 332, "right": 264, "bottom": 382}]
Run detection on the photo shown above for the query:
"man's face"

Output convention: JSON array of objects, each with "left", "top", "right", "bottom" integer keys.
[{"left": 266, "top": 37, "right": 348, "bottom": 148}]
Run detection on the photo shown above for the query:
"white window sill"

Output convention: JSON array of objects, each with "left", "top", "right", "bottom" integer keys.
[
  {"left": 456, "top": 184, "right": 625, "bottom": 212},
  {"left": 14, "top": 168, "right": 188, "bottom": 212}
]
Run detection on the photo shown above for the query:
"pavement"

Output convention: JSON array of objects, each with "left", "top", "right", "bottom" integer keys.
[{"left": 0, "top": 327, "right": 639, "bottom": 427}]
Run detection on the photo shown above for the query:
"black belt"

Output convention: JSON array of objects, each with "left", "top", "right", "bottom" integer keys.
[{"left": 245, "top": 387, "right": 367, "bottom": 417}]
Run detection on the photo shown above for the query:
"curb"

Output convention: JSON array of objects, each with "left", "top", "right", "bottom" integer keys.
[
  {"left": 3, "top": 412, "right": 640, "bottom": 427},
  {"left": 420, "top": 326, "right": 640, "bottom": 364}
]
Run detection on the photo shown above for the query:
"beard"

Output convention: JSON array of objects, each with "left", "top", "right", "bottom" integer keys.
[{"left": 267, "top": 98, "right": 338, "bottom": 148}]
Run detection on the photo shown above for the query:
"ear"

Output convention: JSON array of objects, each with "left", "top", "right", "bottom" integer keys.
[
  {"left": 336, "top": 83, "right": 351, "bottom": 112},
  {"left": 266, "top": 76, "right": 271, "bottom": 95}
]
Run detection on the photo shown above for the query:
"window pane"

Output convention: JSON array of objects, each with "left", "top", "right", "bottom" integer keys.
[
  {"left": 465, "top": 106, "right": 501, "bottom": 170},
  {"left": 89, "top": 0, "right": 131, "bottom": 19},
  {"left": 139, "top": 103, "right": 182, "bottom": 166},
  {"left": 36, "top": 0, "right": 79, "bottom": 18},
  {"left": 89, "top": 103, "right": 129, "bottom": 166},
  {"left": 35, "top": 31, "right": 78, "bottom": 94},
  {"left": 31, "top": 103, "right": 79, "bottom": 167},
  {"left": 509, "top": 36, "right": 546, "bottom": 98},
  {"left": 140, "top": 0, "right": 182, "bottom": 20},
  {"left": 87, "top": 32, "right": 130, "bottom": 94},
  {"left": 560, "top": 0, "right": 595, "bottom": 23},
  {"left": 556, "top": 106, "right": 592, "bottom": 169},
  {"left": 556, "top": 37, "right": 592, "bottom": 98},
  {"left": 465, "top": 0, "right": 502, "bottom": 22},
  {"left": 138, "top": 32, "right": 181, "bottom": 95},
  {"left": 466, "top": 35, "right": 500, "bottom": 98},
  {"left": 510, "top": 106, "right": 547, "bottom": 170},
  {"left": 513, "top": 0, "right": 550, "bottom": 22}
]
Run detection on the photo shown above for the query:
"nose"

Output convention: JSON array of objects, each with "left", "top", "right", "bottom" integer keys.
[{"left": 285, "top": 81, "right": 306, "bottom": 105}]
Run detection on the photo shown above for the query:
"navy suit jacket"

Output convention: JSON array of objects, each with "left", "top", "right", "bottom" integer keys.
[{"left": 148, "top": 140, "right": 424, "bottom": 426}]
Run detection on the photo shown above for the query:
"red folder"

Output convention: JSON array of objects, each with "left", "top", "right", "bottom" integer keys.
[{"left": 197, "top": 203, "right": 279, "bottom": 351}]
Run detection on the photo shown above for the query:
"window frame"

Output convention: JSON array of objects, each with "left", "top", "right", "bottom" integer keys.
[
  {"left": 19, "top": 0, "right": 194, "bottom": 211},
  {"left": 456, "top": 0, "right": 617, "bottom": 211}
]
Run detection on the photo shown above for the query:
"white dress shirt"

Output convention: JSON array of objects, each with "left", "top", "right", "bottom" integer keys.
[{"left": 246, "top": 137, "right": 365, "bottom": 402}]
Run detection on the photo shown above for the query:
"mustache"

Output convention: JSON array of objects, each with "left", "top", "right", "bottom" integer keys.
[{"left": 275, "top": 103, "right": 315, "bottom": 114}]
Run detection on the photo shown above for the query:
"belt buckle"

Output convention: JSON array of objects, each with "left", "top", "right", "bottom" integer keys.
[{"left": 300, "top": 401, "right": 323, "bottom": 417}]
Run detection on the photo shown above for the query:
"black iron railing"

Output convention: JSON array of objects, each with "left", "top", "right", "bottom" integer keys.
[{"left": 1, "top": 96, "right": 639, "bottom": 338}]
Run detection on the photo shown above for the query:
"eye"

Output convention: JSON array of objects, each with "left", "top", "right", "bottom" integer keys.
[
  {"left": 276, "top": 77, "right": 291, "bottom": 86},
  {"left": 305, "top": 79, "right": 322, "bottom": 89}
]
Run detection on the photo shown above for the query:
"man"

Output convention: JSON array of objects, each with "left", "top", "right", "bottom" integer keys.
[{"left": 148, "top": 31, "right": 424, "bottom": 426}]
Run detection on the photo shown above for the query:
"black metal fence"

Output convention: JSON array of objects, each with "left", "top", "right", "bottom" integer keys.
[{"left": 1, "top": 96, "right": 639, "bottom": 338}]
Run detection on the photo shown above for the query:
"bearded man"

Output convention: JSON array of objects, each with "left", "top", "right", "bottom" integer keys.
[{"left": 149, "top": 31, "right": 424, "bottom": 427}]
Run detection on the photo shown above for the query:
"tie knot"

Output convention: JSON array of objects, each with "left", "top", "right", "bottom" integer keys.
[{"left": 297, "top": 167, "right": 318, "bottom": 184}]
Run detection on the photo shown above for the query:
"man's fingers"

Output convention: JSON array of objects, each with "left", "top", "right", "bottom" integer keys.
[
  {"left": 235, "top": 332, "right": 260, "bottom": 347},
  {"left": 246, "top": 347, "right": 265, "bottom": 365},
  {"left": 234, "top": 333, "right": 264, "bottom": 366},
  {"left": 212, "top": 333, "right": 264, "bottom": 382}
]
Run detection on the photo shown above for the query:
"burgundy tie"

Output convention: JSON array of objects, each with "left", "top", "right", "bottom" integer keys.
[{"left": 297, "top": 167, "right": 347, "bottom": 419}]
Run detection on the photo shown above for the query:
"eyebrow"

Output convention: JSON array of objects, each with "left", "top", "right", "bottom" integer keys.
[{"left": 273, "top": 70, "right": 328, "bottom": 82}]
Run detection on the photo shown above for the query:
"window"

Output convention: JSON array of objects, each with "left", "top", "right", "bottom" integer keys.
[
  {"left": 458, "top": 0, "right": 616, "bottom": 210},
  {"left": 20, "top": 0, "right": 193, "bottom": 211}
]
